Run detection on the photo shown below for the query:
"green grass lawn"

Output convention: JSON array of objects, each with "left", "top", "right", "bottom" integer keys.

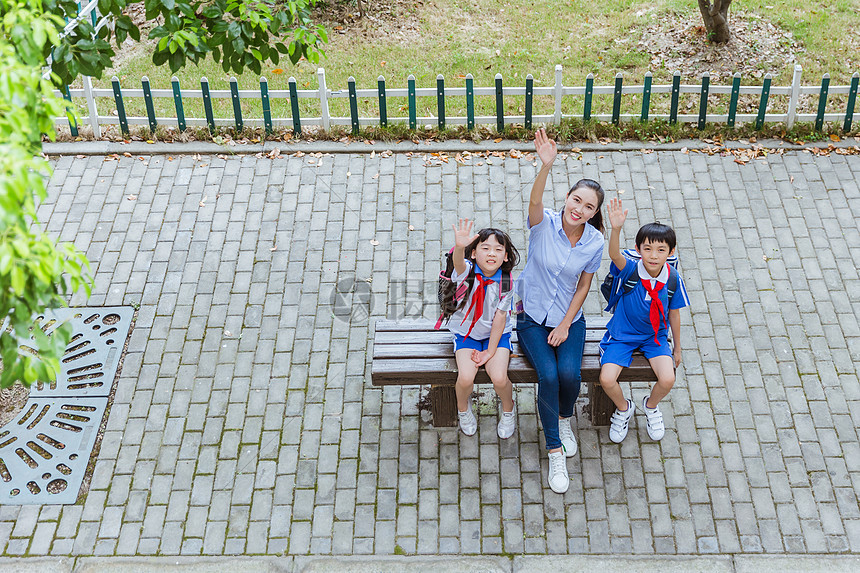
[{"left": 67, "top": 0, "right": 860, "bottom": 137}]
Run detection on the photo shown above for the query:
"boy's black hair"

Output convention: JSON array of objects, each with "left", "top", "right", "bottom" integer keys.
[
  {"left": 465, "top": 228, "right": 520, "bottom": 271},
  {"left": 635, "top": 222, "right": 676, "bottom": 251}
]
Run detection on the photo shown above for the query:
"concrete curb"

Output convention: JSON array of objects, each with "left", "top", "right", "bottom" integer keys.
[
  {"left": 4, "top": 555, "right": 860, "bottom": 572},
  {"left": 42, "top": 137, "right": 859, "bottom": 157}
]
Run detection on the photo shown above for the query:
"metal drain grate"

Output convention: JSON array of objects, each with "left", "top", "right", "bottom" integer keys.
[{"left": 0, "top": 307, "right": 133, "bottom": 504}]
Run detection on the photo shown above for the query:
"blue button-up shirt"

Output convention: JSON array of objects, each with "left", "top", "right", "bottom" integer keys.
[{"left": 515, "top": 208, "right": 605, "bottom": 327}]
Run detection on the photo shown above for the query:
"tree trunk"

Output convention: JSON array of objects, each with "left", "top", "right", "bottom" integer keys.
[{"left": 697, "top": 0, "right": 732, "bottom": 44}]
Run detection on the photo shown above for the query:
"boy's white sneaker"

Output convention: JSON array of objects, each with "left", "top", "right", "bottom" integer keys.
[
  {"left": 547, "top": 450, "right": 569, "bottom": 494},
  {"left": 642, "top": 396, "right": 665, "bottom": 440},
  {"left": 458, "top": 403, "right": 477, "bottom": 436},
  {"left": 608, "top": 399, "right": 635, "bottom": 443},
  {"left": 497, "top": 404, "right": 517, "bottom": 439},
  {"left": 558, "top": 417, "right": 577, "bottom": 457}
]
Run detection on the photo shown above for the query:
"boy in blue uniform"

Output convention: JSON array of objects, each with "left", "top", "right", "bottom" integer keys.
[{"left": 599, "top": 198, "right": 690, "bottom": 442}]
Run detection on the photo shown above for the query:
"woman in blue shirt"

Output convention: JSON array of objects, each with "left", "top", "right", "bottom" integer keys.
[{"left": 516, "top": 128, "right": 605, "bottom": 494}]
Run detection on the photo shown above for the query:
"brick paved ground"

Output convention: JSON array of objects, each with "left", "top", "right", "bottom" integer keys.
[{"left": 1, "top": 146, "right": 859, "bottom": 556}]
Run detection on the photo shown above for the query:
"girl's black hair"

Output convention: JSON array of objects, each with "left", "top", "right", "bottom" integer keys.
[
  {"left": 566, "top": 178, "right": 605, "bottom": 233},
  {"left": 465, "top": 228, "right": 520, "bottom": 271},
  {"left": 456, "top": 228, "right": 520, "bottom": 313},
  {"left": 636, "top": 222, "right": 676, "bottom": 250}
]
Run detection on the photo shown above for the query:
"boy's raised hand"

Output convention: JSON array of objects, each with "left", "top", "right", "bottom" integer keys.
[
  {"left": 453, "top": 218, "right": 478, "bottom": 249},
  {"left": 607, "top": 197, "right": 628, "bottom": 230},
  {"left": 534, "top": 128, "right": 557, "bottom": 167}
]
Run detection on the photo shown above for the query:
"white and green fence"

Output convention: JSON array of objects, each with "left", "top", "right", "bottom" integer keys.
[{"left": 55, "top": 65, "right": 859, "bottom": 138}]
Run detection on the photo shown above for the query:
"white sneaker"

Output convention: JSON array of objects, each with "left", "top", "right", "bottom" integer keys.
[
  {"left": 458, "top": 403, "right": 477, "bottom": 436},
  {"left": 608, "top": 399, "right": 635, "bottom": 443},
  {"left": 547, "top": 450, "right": 569, "bottom": 494},
  {"left": 558, "top": 417, "right": 577, "bottom": 457},
  {"left": 642, "top": 396, "right": 665, "bottom": 440},
  {"left": 497, "top": 404, "right": 516, "bottom": 439}
]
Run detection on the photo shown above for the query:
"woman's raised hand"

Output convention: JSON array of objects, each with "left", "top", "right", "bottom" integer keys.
[
  {"left": 534, "top": 128, "right": 557, "bottom": 167},
  {"left": 453, "top": 218, "right": 478, "bottom": 249},
  {"left": 607, "top": 197, "right": 628, "bottom": 230}
]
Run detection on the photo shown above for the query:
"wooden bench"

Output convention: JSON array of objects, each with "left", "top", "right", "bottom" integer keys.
[{"left": 371, "top": 317, "right": 659, "bottom": 427}]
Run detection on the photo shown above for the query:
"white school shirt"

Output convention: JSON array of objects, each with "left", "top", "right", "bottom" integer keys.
[
  {"left": 447, "top": 261, "right": 514, "bottom": 341},
  {"left": 515, "top": 208, "right": 604, "bottom": 328}
]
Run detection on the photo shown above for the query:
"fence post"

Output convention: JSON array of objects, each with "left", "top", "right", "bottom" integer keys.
[
  {"left": 641, "top": 72, "right": 652, "bottom": 121},
  {"left": 495, "top": 74, "right": 504, "bottom": 132},
  {"left": 727, "top": 72, "right": 741, "bottom": 128},
  {"left": 111, "top": 76, "right": 129, "bottom": 136},
  {"left": 348, "top": 76, "right": 359, "bottom": 135},
  {"left": 172, "top": 76, "right": 186, "bottom": 132},
  {"left": 669, "top": 71, "right": 680, "bottom": 124},
  {"left": 814, "top": 73, "right": 830, "bottom": 131},
  {"left": 318, "top": 68, "right": 330, "bottom": 132},
  {"left": 583, "top": 73, "right": 593, "bottom": 121},
  {"left": 787, "top": 64, "right": 802, "bottom": 129},
  {"left": 466, "top": 74, "right": 475, "bottom": 130},
  {"left": 201, "top": 77, "right": 216, "bottom": 134},
  {"left": 82, "top": 75, "right": 100, "bottom": 138},
  {"left": 553, "top": 64, "right": 563, "bottom": 125},
  {"left": 755, "top": 74, "right": 772, "bottom": 130},
  {"left": 611, "top": 73, "right": 622, "bottom": 125},
  {"left": 525, "top": 74, "right": 534, "bottom": 129},
  {"left": 697, "top": 72, "right": 710, "bottom": 130},
  {"left": 62, "top": 86, "right": 79, "bottom": 137},
  {"left": 142, "top": 76, "right": 157, "bottom": 134},
  {"left": 844, "top": 72, "right": 859, "bottom": 132},
  {"left": 230, "top": 77, "right": 243, "bottom": 132},
  {"left": 436, "top": 75, "right": 446, "bottom": 130},
  {"left": 408, "top": 75, "right": 417, "bottom": 130},
  {"left": 289, "top": 76, "right": 302, "bottom": 136},
  {"left": 260, "top": 77, "right": 272, "bottom": 135},
  {"left": 378, "top": 76, "right": 388, "bottom": 127}
]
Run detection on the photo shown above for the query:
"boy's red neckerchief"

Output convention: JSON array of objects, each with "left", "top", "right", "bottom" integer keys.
[{"left": 641, "top": 279, "right": 667, "bottom": 345}]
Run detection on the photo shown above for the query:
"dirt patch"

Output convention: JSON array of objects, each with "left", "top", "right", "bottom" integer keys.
[
  {"left": 314, "top": 0, "right": 426, "bottom": 44},
  {"left": 0, "top": 383, "right": 30, "bottom": 428},
  {"left": 636, "top": 9, "right": 805, "bottom": 81}
]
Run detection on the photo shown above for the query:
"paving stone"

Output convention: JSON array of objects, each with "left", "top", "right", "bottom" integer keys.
[{"left": 28, "top": 148, "right": 859, "bottom": 559}]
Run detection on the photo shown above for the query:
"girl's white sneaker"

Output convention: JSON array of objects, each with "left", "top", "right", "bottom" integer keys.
[
  {"left": 497, "top": 404, "right": 516, "bottom": 439},
  {"left": 458, "top": 403, "right": 477, "bottom": 436}
]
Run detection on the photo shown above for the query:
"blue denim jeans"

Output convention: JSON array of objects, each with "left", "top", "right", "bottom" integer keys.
[{"left": 516, "top": 312, "right": 586, "bottom": 450}]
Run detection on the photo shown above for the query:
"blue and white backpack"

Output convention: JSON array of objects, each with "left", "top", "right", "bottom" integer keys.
[{"left": 600, "top": 248, "right": 679, "bottom": 313}]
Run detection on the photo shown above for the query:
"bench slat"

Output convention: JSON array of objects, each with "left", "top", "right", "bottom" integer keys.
[
  {"left": 373, "top": 329, "right": 609, "bottom": 346},
  {"left": 373, "top": 341, "right": 607, "bottom": 359},
  {"left": 375, "top": 317, "right": 612, "bottom": 331},
  {"left": 371, "top": 354, "right": 656, "bottom": 385}
]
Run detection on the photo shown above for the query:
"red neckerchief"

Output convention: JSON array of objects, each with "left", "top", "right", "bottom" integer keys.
[
  {"left": 641, "top": 279, "right": 666, "bottom": 345},
  {"left": 461, "top": 274, "right": 495, "bottom": 339}
]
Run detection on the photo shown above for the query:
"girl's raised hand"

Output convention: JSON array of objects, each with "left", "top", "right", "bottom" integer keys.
[
  {"left": 453, "top": 218, "right": 478, "bottom": 249},
  {"left": 607, "top": 197, "right": 628, "bottom": 230},
  {"left": 534, "top": 128, "right": 557, "bottom": 167}
]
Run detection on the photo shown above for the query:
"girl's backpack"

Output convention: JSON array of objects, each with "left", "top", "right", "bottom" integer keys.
[
  {"left": 600, "top": 248, "right": 679, "bottom": 313},
  {"left": 435, "top": 248, "right": 511, "bottom": 329}
]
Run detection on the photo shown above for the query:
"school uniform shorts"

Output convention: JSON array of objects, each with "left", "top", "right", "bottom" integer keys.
[
  {"left": 599, "top": 332, "right": 671, "bottom": 367},
  {"left": 453, "top": 332, "right": 512, "bottom": 352}
]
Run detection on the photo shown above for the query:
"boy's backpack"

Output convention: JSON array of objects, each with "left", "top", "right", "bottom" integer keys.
[
  {"left": 600, "top": 248, "right": 679, "bottom": 314},
  {"left": 435, "top": 248, "right": 511, "bottom": 330}
]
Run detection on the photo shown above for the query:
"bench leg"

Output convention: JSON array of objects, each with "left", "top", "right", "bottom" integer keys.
[
  {"left": 587, "top": 382, "right": 615, "bottom": 426},
  {"left": 429, "top": 385, "right": 458, "bottom": 427}
]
